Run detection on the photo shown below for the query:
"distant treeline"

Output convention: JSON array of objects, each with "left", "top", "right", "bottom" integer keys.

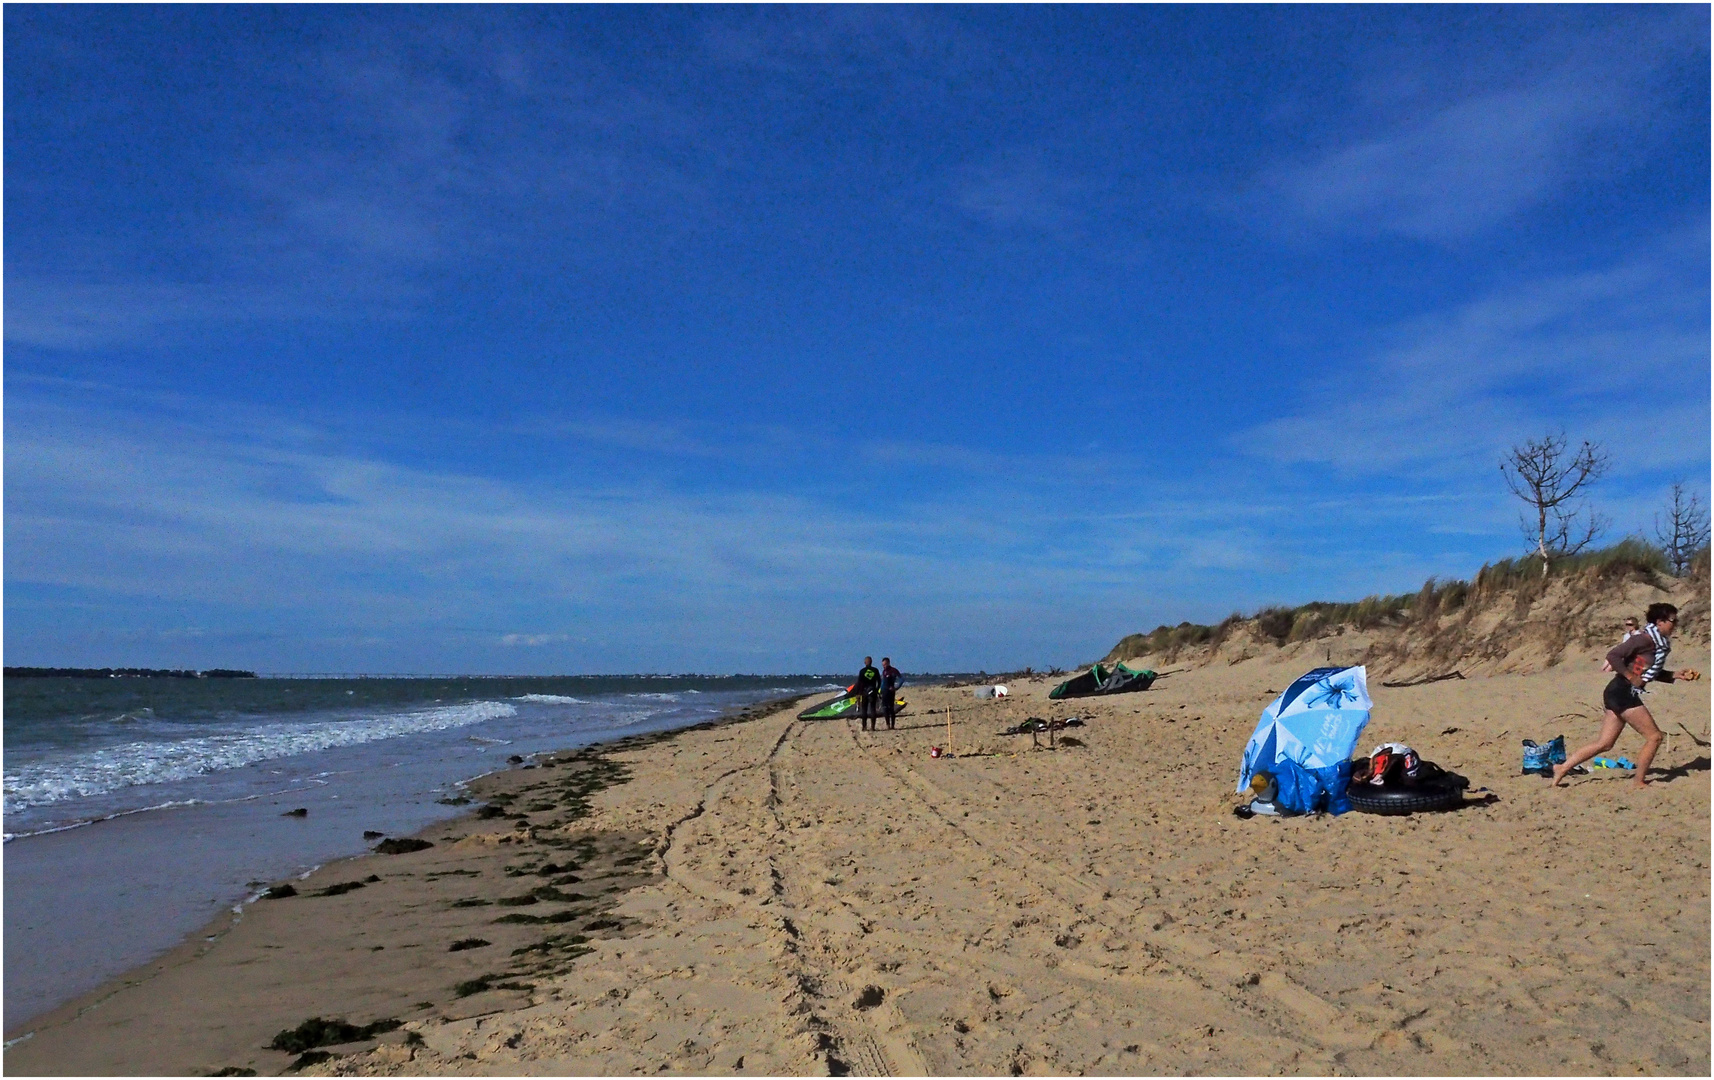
[{"left": 3, "top": 667, "right": 259, "bottom": 679}]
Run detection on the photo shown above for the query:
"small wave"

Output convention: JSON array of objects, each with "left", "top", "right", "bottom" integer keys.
[
  {"left": 514, "top": 694, "right": 586, "bottom": 704},
  {"left": 3, "top": 796, "right": 208, "bottom": 842},
  {"left": 626, "top": 692, "right": 682, "bottom": 701},
  {"left": 3, "top": 701, "right": 517, "bottom": 813}
]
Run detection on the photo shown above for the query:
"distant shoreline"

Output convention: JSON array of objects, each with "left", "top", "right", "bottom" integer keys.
[{"left": 3, "top": 667, "right": 258, "bottom": 679}]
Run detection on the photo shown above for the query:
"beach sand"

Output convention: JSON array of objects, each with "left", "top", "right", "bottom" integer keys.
[{"left": 7, "top": 652, "right": 1708, "bottom": 1076}]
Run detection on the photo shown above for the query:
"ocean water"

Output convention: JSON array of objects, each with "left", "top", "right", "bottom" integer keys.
[{"left": 2, "top": 675, "right": 836, "bottom": 1028}]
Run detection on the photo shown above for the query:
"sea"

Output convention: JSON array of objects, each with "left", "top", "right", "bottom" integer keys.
[{"left": 2, "top": 674, "right": 838, "bottom": 1029}]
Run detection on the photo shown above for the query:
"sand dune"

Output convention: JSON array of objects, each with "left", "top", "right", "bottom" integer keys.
[{"left": 7, "top": 648, "right": 1708, "bottom": 1076}]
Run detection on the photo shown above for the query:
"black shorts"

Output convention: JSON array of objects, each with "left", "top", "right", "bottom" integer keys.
[{"left": 1603, "top": 675, "right": 1642, "bottom": 715}]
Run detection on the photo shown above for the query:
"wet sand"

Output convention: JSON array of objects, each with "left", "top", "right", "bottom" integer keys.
[{"left": 6, "top": 656, "right": 1708, "bottom": 1076}]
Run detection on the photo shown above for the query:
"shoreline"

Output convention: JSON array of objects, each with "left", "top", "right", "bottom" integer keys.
[
  {"left": 6, "top": 663, "right": 1707, "bottom": 1075},
  {"left": 1, "top": 692, "right": 807, "bottom": 1044}
]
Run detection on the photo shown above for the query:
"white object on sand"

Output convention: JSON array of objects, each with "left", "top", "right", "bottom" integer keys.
[{"left": 974, "top": 685, "right": 1009, "bottom": 699}]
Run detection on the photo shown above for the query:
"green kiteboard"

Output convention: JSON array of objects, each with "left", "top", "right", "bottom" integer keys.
[{"left": 797, "top": 687, "right": 908, "bottom": 720}]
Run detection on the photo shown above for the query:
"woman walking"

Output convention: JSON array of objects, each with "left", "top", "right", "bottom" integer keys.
[{"left": 1555, "top": 603, "right": 1701, "bottom": 789}]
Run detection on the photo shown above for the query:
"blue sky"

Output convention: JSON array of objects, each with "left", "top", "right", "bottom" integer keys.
[{"left": 5, "top": 5, "right": 1709, "bottom": 674}]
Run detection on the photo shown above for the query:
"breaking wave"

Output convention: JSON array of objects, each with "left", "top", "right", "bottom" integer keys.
[{"left": 3, "top": 701, "right": 518, "bottom": 814}]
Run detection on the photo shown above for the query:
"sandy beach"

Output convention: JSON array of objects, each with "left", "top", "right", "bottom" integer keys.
[{"left": 7, "top": 637, "right": 1707, "bottom": 1077}]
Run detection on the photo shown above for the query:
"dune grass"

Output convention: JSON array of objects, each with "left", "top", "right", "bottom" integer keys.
[{"left": 1105, "top": 538, "right": 1693, "bottom": 663}]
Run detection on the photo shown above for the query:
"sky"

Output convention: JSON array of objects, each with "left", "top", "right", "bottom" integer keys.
[{"left": 5, "top": 5, "right": 1709, "bottom": 675}]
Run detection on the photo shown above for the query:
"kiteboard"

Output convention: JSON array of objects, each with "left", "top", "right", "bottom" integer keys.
[{"left": 797, "top": 685, "right": 909, "bottom": 721}]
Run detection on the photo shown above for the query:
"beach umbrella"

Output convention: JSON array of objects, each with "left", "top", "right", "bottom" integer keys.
[{"left": 1236, "top": 666, "right": 1372, "bottom": 793}]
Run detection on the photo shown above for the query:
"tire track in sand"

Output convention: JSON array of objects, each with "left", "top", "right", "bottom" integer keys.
[
  {"left": 656, "top": 709, "right": 923, "bottom": 1076},
  {"left": 849, "top": 717, "right": 1392, "bottom": 1054},
  {"left": 816, "top": 717, "right": 1330, "bottom": 1073}
]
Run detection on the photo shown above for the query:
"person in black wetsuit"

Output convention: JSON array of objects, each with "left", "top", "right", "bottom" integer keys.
[
  {"left": 1554, "top": 603, "right": 1702, "bottom": 789},
  {"left": 881, "top": 658, "right": 902, "bottom": 730},
  {"left": 855, "top": 657, "right": 882, "bottom": 731}
]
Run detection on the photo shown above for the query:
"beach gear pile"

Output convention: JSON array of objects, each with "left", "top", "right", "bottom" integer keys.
[
  {"left": 1049, "top": 662, "right": 1155, "bottom": 700},
  {"left": 1236, "top": 666, "right": 1372, "bottom": 815},
  {"left": 1345, "top": 741, "right": 1469, "bottom": 815},
  {"left": 1236, "top": 666, "right": 1475, "bottom": 818}
]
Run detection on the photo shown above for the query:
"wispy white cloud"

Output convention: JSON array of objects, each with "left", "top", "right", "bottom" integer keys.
[
  {"left": 17, "top": 368, "right": 1676, "bottom": 670},
  {"left": 2, "top": 279, "right": 293, "bottom": 350},
  {"left": 1253, "top": 10, "right": 1705, "bottom": 244},
  {"left": 1265, "top": 76, "right": 1624, "bottom": 240},
  {"left": 500, "top": 633, "right": 568, "bottom": 647},
  {"left": 1241, "top": 229, "right": 1709, "bottom": 482},
  {"left": 8, "top": 25, "right": 723, "bottom": 351},
  {"left": 5, "top": 385, "right": 1427, "bottom": 669}
]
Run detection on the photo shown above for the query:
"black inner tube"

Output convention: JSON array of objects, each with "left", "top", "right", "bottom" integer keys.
[{"left": 1346, "top": 773, "right": 1466, "bottom": 815}]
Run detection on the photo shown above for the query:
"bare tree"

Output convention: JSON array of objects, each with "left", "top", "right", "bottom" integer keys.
[
  {"left": 1653, "top": 481, "right": 1711, "bottom": 577},
  {"left": 1499, "top": 432, "right": 1609, "bottom": 576}
]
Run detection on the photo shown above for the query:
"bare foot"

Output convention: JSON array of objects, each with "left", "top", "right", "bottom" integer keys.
[
  {"left": 1632, "top": 777, "right": 1652, "bottom": 789},
  {"left": 1550, "top": 763, "right": 1573, "bottom": 786}
]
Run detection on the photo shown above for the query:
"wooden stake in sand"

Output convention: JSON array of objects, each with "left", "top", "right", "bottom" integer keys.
[{"left": 946, "top": 705, "right": 954, "bottom": 759}]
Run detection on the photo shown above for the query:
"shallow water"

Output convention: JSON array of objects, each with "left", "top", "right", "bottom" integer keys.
[{"left": 2, "top": 675, "right": 836, "bottom": 1026}]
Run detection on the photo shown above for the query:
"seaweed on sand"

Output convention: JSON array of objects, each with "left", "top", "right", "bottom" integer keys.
[
  {"left": 509, "top": 932, "right": 589, "bottom": 957},
  {"left": 373, "top": 837, "right": 433, "bottom": 855},
  {"left": 270, "top": 1016, "right": 401, "bottom": 1054},
  {"left": 493, "top": 909, "right": 583, "bottom": 925}
]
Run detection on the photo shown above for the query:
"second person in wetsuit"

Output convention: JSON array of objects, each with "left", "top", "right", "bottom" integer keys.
[{"left": 881, "top": 657, "right": 902, "bottom": 730}]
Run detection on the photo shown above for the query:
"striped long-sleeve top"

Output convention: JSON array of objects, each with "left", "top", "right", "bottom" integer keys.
[{"left": 1607, "top": 625, "right": 1674, "bottom": 687}]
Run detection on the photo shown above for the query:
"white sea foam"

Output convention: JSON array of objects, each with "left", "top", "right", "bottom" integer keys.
[
  {"left": 514, "top": 694, "right": 587, "bottom": 704},
  {"left": 2, "top": 701, "right": 517, "bottom": 813}
]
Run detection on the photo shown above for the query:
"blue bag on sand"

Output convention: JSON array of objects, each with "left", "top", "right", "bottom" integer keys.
[
  {"left": 1271, "top": 759, "right": 1354, "bottom": 816},
  {"left": 1521, "top": 740, "right": 1550, "bottom": 775},
  {"left": 1522, "top": 736, "right": 1567, "bottom": 776},
  {"left": 1547, "top": 735, "right": 1566, "bottom": 764}
]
